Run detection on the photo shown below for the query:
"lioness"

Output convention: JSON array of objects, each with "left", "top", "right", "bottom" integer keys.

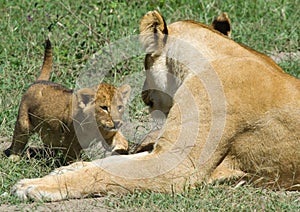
[
  {"left": 142, "top": 12, "right": 232, "bottom": 117},
  {"left": 136, "top": 12, "right": 232, "bottom": 153},
  {"left": 11, "top": 11, "right": 300, "bottom": 201},
  {"left": 4, "top": 38, "right": 130, "bottom": 162}
]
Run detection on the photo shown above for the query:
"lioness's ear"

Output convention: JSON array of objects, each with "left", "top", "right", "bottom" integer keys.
[
  {"left": 140, "top": 10, "right": 168, "bottom": 56},
  {"left": 76, "top": 88, "right": 95, "bottom": 108},
  {"left": 118, "top": 84, "right": 131, "bottom": 105},
  {"left": 211, "top": 12, "right": 231, "bottom": 37}
]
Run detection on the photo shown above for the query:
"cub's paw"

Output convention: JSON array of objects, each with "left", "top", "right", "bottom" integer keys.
[{"left": 111, "top": 148, "right": 129, "bottom": 155}]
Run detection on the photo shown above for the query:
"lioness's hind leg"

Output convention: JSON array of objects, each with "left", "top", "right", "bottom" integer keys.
[{"left": 208, "top": 157, "right": 246, "bottom": 184}]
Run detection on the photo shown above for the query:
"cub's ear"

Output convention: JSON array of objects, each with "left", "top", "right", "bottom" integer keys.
[
  {"left": 118, "top": 84, "right": 131, "bottom": 105},
  {"left": 139, "top": 10, "right": 168, "bottom": 56},
  {"left": 211, "top": 12, "right": 231, "bottom": 37},
  {"left": 76, "top": 88, "right": 95, "bottom": 108}
]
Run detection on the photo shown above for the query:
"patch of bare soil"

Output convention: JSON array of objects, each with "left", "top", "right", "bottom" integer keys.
[
  {"left": 0, "top": 197, "right": 113, "bottom": 212},
  {"left": 269, "top": 51, "right": 300, "bottom": 63}
]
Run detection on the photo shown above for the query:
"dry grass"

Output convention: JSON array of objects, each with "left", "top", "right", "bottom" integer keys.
[{"left": 0, "top": 0, "right": 299, "bottom": 210}]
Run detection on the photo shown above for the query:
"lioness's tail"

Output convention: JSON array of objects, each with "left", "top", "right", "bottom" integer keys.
[{"left": 37, "top": 38, "right": 52, "bottom": 81}]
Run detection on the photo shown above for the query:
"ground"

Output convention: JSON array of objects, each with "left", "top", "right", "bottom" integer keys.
[
  {"left": 0, "top": 196, "right": 110, "bottom": 212},
  {"left": 0, "top": 0, "right": 299, "bottom": 210}
]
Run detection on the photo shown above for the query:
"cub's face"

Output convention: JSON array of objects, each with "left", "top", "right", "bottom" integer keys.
[
  {"left": 93, "top": 83, "right": 131, "bottom": 131},
  {"left": 78, "top": 83, "right": 131, "bottom": 132}
]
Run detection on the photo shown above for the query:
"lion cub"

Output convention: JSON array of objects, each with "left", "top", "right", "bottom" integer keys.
[{"left": 4, "top": 38, "right": 130, "bottom": 162}]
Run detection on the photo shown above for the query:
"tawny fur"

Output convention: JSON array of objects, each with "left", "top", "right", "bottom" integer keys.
[
  {"left": 138, "top": 13, "right": 233, "bottom": 153},
  {"left": 37, "top": 38, "right": 53, "bottom": 81},
  {"left": 11, "top": 11, "right": 300, "bottom": 201},
  {"left": 141, "top": 12, "right": 232, "bottom": 116},
  {"left": 5, "top": 39, "right": 130, "bottom": 162}
]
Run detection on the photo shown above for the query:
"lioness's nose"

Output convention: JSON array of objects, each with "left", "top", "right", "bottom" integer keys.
[{"left": 113, "top": 120, "right": 122, "bottom": 128}]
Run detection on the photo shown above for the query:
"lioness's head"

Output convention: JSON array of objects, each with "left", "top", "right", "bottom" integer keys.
[
  {"left": 140, "top": 11, "right": 231, "bottom": 116},
  {"left": 139, "top": 11, "right": 175, "bottom": 116},
  {"left": 77, "top": 83, "right": 131, "bottom": 132}
]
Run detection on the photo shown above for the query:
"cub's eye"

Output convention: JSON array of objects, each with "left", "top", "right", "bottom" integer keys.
[
  {"left": 100, "top": 106, "right": 108, "bottom": 111},
  {"left": 117, "top": 105, "right": 124, "bottom": 111}
]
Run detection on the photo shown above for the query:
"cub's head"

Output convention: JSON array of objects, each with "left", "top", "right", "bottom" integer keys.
[
  {"left": 94, "top": 83, "right": 131, "bottom": 131},
  {"left": 77, "top": 83, "right": 131, "bottom": 132},
  {"left": 140, "top": 11, "right": 231, "bottom": 116}
]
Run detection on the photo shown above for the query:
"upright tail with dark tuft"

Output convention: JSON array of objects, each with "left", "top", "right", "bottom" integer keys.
[{"left": 37, "top": 38, "right": 53, "bottom": 81}]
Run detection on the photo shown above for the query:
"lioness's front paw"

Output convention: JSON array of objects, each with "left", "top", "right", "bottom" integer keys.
[
  {"left": 11, "top": 179, "right": 40, "bottom": 201},
  {"left": 11, "top": 178, "right": 66, "bottom": 201}
]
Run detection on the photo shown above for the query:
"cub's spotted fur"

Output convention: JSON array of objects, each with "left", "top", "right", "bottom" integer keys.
[{"left": 4, "top": 38, "right": 130, "bottom": 162}]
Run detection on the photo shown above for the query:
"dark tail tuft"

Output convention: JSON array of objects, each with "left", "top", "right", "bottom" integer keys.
[{"left": 37, "top": 38, "right": 53, "bottom": 81}]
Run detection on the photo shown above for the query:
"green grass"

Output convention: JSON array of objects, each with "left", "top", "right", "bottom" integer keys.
[
  {"left": 0, "top": 0, "right": 299, "bottom": 210},
  {"left": 104, "top": 185, "right": 300, "bottom": 211}
]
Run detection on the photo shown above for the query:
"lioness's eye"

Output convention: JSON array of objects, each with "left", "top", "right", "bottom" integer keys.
[
  {"left": 100, "top": 106, "right": 108, "bottom": 111},
  {"left": 117, "top": 105, "right": 124, "bottom": 111}
]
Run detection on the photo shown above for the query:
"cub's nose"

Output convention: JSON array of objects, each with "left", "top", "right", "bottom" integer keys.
[{"left": 113, "top": 120, "right": 122, "bottom": 129}]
